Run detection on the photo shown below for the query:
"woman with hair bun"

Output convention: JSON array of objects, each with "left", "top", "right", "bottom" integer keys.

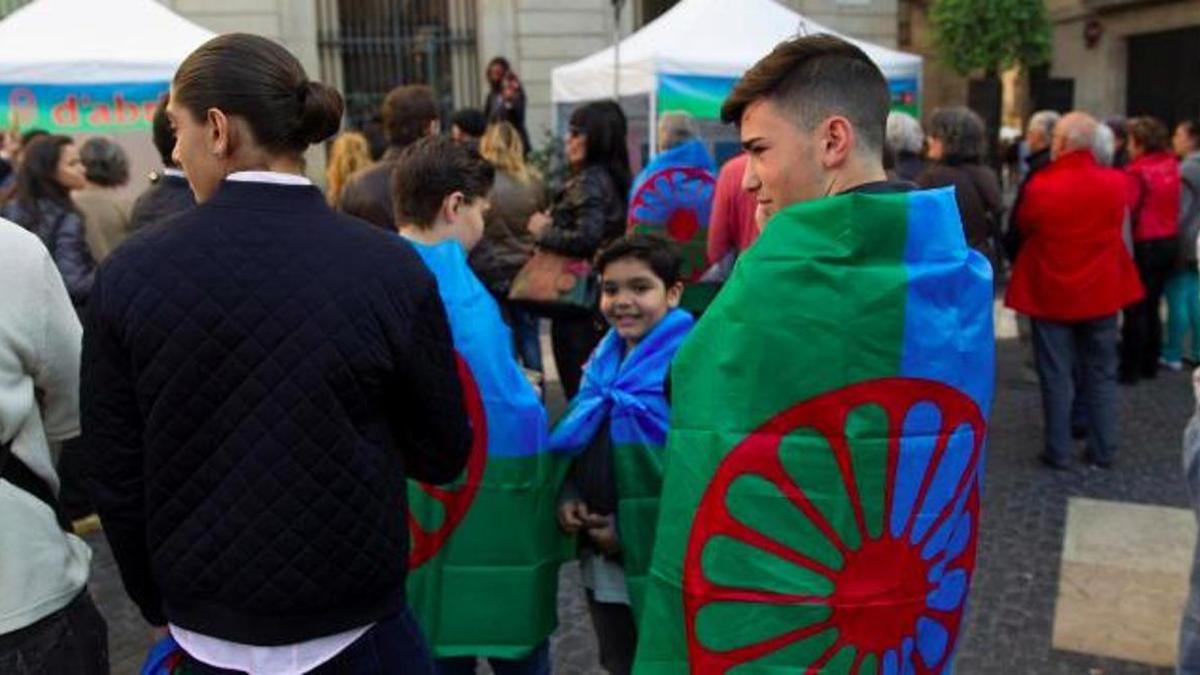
[{"left": 82, "top": 33, "right": 470, "bottom": 674}]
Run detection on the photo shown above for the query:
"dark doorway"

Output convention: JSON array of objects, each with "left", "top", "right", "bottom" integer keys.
[
  {"left": 1126, "top": 25, "right": 1200, "bottom": 128},
  {"left": 1028, "top": 65, "right": 1074, "bottom": 114}
]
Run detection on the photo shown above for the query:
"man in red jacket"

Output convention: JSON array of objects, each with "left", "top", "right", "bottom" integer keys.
[{"left": 1006, "top": 112, "right": 1144, "bottom": 470}]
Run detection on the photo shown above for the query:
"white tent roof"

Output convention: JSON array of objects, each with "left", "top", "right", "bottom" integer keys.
[
  {"left": 552, "top": 0, "right": 923, "bottom": 103},
  {"left": 0, "top": 0, "right": 215, "bottom": 83}
]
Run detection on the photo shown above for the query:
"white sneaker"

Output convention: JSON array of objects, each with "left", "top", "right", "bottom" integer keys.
[{"left": 1160, "top": 356, "right": 1184, "bottom": 371}]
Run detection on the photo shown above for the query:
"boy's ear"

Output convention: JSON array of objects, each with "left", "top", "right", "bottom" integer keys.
[
  {"left": 441, "top": 191, "right": 465, "bottom": 224},
  {"left": 666, "top": 281, "right": 684, "bottom": 308}
]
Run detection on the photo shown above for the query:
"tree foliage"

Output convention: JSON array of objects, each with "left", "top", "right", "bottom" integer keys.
[{"left": 931, "top": 0, "right": 1052, "bottom": 76}]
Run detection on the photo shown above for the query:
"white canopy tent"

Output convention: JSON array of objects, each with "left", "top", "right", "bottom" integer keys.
[
  {"left": 551, "top": 0, "right": 923, "bottom": 158},
  {"left": 0, "top": 0, "right": 215, "bottom": 194},
  {"left": 0, "top": 0, "right": 214, "bottom": 84}
]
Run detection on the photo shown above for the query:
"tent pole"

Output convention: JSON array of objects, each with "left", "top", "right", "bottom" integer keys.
[
  {"left": 612, "top": 0, "right": 624, "bottom": 100},
  {"left": 649, "top": 86, "right": 658, "bottom": 160}
]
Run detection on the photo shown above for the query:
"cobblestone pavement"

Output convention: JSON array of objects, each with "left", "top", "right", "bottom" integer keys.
[{"left": 86, "top": 335, "right": 1194, "bottom": 673}]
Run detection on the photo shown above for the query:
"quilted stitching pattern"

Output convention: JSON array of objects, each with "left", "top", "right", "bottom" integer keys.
[{"left": 84, "top": 183, "right": 468, "bottom": 638}]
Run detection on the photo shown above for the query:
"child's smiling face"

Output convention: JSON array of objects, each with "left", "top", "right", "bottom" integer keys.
[{"left": 599, "top": 257, "right": 683, "bottom": 348}]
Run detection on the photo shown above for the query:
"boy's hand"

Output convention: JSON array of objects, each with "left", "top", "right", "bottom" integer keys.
[
  {"left": 557, "top": 499, "right": 589, "bottom": 534},
  {"left": 586, "top": 514, "right": 621, "bottom": 555}
]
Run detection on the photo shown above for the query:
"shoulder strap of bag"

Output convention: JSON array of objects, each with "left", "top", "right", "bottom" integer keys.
[{"left": 0, "top": 438, "right": 73, "bottom": 532}]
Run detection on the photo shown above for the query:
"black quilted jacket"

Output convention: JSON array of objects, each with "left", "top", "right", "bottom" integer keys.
[{"left": 81, "top": 180, "right": 471, "bottom": 645}]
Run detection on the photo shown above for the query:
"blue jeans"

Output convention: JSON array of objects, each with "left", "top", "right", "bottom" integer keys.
[
  {"left": 1032, "top": 315, "right": 1119, "bottom": 465},
  {"left": 1165, "top": 268, "right": 1200, "bottom": 363},
  {"left": 182, "top": 607, "right": 433, "bottom": 674},
  {"left": 435, "top": 641, "right": 550, "bottom": 675},
  {"left": 511, "top": 307, "right": 543, "bottom": 374}
]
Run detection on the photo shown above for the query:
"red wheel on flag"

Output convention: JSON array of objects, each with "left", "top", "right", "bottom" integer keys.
[
  {"left": 682, "top": 377, "right": 985, "bottom": 674},
  {"left": 408, "top": 353, "right": 488, "bottom": 568},
  {"left": 628, "top": 166, "right": 715, "bottom": 281}
]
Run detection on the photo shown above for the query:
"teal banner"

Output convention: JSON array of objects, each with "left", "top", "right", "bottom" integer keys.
[
  {"left": 657, "top": 73, "right": 921, "bottom": 120},
  {"left": 0, "top": 81, "right": 167, "bottom": 133}
]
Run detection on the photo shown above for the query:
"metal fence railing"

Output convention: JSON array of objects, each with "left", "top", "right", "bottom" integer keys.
[{"left": 315, "top": 0, "right": 479, "bottom": 132}]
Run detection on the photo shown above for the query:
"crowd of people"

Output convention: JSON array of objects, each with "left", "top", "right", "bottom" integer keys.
[{"left": 0, "top": 22, "right": 1196, "bottom": 675}]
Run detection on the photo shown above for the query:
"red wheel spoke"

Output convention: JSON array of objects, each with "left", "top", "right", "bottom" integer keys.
[
  {"left": 720, "top": 516, "right": 838, "bottom": 580},
  {"left": 915, "top": 459, "right": 981, "bottom": 552},
  {"left": 702, "top": 586, "right": 830, "bottom": 606},
  {"left": 772, "top": 456, "right": 853, "bottom": 555},
  {"left": 826, "top": 429, "right": 869, "bottom": 543},
  {"left": 712, "top": 620, "right": 835, "bottom": 666},
  {"left": 804, "top": 638, "right": 848, "bottom": 674},
  {"left": 852, "top": 650, "right": 870, "bottom": 674}
]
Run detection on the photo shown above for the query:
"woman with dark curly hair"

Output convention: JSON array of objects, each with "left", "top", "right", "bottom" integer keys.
[
  {"left": 918, "top": 106, "right": 1004, "bottom": 270},
  {"left": 0, "top": 135, "right": 93, "bottom": 308}
]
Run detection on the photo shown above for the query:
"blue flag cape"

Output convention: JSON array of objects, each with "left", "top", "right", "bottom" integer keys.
[
  {"left": 405, "top": 238, "right": 567, "bottom": 659},
  {"left": 549, "top": 307, "right": 694, "bottom": 614},
  {"left": 410, "top": 239, "right": 547, "bottom": 458}
]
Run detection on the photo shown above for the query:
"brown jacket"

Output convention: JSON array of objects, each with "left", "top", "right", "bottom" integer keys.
[
  {"left": 338, "top": 146, "right": 403, "bottom": 230},
  {"left": 918, "top": 162, "right": 1003, "bottom": 261},
  {"left": 73, "top": 186, "right": 131, "bottom": 263},
  {"left": 468, "top": 171, "right": 545, "bottom": 294}
]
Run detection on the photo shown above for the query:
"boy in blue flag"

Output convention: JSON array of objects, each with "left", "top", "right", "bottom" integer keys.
[
  {"left": 550, "top": 233, "right": 695, "bottom": 675},
  {"left": 393, "top": 136, "right": 563, "bottom": 675}
]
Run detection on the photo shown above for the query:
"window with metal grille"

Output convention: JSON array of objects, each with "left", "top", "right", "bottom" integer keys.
[{"left": 316, "top": 0, "right": 479, "bottom": 132}]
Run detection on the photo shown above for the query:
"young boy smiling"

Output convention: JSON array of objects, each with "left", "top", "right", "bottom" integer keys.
[{"left": 550, "top": 234, "right": 695, "bottom": 675}]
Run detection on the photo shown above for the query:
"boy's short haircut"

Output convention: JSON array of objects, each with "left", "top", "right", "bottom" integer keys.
[
  {"left": 720, "top": 34, "right": 889, "bottom": 155},
  {"left": 596, "top": 233, "right": 684, "bottom": 288},
  {"left": 451, "top": 108, "right": 487, "bottom": 138},
  {"left": 393, "top": 135, "right": 495, "bottom": 229}
]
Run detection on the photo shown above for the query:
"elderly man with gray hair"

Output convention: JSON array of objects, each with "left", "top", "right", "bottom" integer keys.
[
  {"left": 886, "top": 111, "right": 924, "bottom": 182},
  {"left": 1004, "top": 112, "right": 1143, "bottom": 471},
  {"left": 1004, "top": 110, "right": 1060, "bottom": 261}
]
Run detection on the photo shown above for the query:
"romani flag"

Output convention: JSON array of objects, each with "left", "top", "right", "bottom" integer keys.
[
  {"left": 405, "top": 239, "right": 571, "bottom": 659},
  {"left": 633, "top": 187, "right": 995, "bottom": 674},
  {"left": 628, "top": 138, "right": 717, "bottom": 282}
]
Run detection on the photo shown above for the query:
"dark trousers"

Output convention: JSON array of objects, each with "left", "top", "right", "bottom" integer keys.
[
  {"left": 1121, "top": 237, "right": 1178, "bottom": 380},
  {"left": 1032, "top": 315, "right": 1120, "bottom": 465},
  {"left": 0, "top": 590, "right": 109, "bottom": 675},
  {"left": 551, "top": 315, "right": 606, "bottom": 400},
  {"left": 585, "top": 591, "right": 637, "bottom": 675},
  {"left": 434, "top": 641, "right": 550, "bottom": 675},
  {"left": 182, "top": 607, "right": 433, "bottom": 674}
]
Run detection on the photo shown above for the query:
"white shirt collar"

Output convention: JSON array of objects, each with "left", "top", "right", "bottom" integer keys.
[
  {"left": 225, "top": 171, "right": 312, "bottom": 187},
  {"left": 162, "top": 168, "right": 186, "bottom": 178}
]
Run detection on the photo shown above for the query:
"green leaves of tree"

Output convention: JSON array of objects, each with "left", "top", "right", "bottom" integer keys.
[{"left": 930, "top": 0, "right": 1052, "bottom": 76}]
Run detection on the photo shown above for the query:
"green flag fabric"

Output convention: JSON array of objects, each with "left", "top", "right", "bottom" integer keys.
[
  {"left": 405, "top": 240, "right": 572, "bottom": 659},
  {"left": 633, "top": 187, "right": 995, "bottom": 674}
]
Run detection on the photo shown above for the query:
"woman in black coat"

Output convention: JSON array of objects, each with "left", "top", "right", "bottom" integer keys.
[
  {"left": 1, "top": 135, "right": 93, "bottom": 308},
  {"left": 918, "top": 106, "right": 1004, "bottom": 272},
  {"left": 529, "top": 101, "right": 631, "bottom": 398}
]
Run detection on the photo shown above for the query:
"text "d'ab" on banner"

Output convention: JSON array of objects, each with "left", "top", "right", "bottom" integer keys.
[{"left": 0, "top": 82, "right": 168, "bottom": 134}]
